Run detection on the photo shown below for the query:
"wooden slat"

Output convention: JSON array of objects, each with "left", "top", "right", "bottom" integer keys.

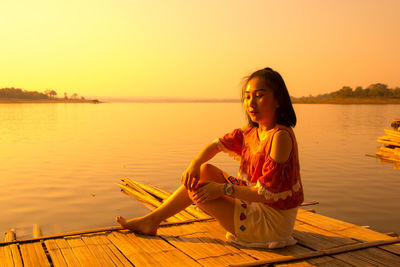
[
  {"left": 107, "top": 230, "right": 200, "bottom": 266},
  {"left": 230, "top": 238, "right": 400, "bottom": 267},
  {"left": 293, "top": 223, "right": 357, "bottom": 250},
  {"left": 197, "top": 252, "right": 257, "bottom": 266},
  {"left": 92, "top": 234, "right": 134, "bottom": 267},
  {"left": 43, "top": 239, "right": 68, "bottom": 267},
  {"left": 297, "top": 210, "right": 400, "bottom": 256},
  {"left": 160, "top": 222, "right": 254, "bottom": 264},
  {"left": 292, "top": 220, "right": 400, "bottom": 266},
  {"left": 122, "top": 178, "right": 171, "bottom": 200},
  {"left": 299, "top": 201, "right": 319, "bottom": 207},
  {"left": 54, "top": 238, "right": 81, "bottom": 266},
  {"left": 334, "top": 247, "right": 400, "bottom": 266},
  {"left": 378, "top": 134, "right": 400, "bottom": 142},
  {"left": 239, "top": 243, "right": 312, "bottom": 265},
  {"left": 0, "top": 245, "right": 15, "bottom": 267},
  {"left": 377, "top": 139, "right": 400, "bottom": 147},
  {"left": 276, "top": 256, "right": 353, "bottom": 267},
  {"left": 81, "top": 234, "right": 125, "bottom": 266},
  {"left": 9, "top": 244, "right": 23, "bottom": 267},
  {"left": 20, "top": 242, "right": 51, "bottom": 267},
  {"left": 384, "top": 129, "right": 400, "bottom": 138},
  {"left": 117, "top": 183, "right": 160, "bottom": 207},
  {"left": 65, "top": 236, "right": 103, "bottom": 266},
  {"left": 296, "top": 209, "right": 355, "bottom": 232},
  {"left": 335, "top": 224, "right": 400, "bottom": 255}
]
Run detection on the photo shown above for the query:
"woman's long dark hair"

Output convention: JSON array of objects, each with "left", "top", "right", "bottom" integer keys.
[{"left": 241, "top": 67, "right": 297, "bottom": 128}]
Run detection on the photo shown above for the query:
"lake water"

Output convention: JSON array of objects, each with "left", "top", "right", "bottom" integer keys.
[{"left": 0, "top": 102, "right": 399, "bottom": 240}]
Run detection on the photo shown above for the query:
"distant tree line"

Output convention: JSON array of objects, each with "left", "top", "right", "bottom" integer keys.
[
  {"left": 297, "top": 83, "right": 400, "bottom": 99},
  {"left": 0, "top": 87, "right": 49, "bottom": 99},
  {"left": 0, "top": 87, "right": 84, "bottom": 100}
]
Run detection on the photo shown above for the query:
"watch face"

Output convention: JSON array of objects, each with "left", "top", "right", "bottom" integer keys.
[{"left": 226, "top": 184, "right": 234, "bottom": 195}]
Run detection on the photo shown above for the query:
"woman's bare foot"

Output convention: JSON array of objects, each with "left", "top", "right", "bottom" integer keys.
[{"left": 115, "top": 215, "right": 159, "bottom": 236}]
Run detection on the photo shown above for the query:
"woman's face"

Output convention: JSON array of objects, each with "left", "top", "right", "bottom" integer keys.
[{"left": 244, "top": 77, "right": 279, "bottom": 127}]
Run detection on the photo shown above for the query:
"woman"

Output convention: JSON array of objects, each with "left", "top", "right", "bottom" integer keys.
[{"left": 116, "top": 67, "right": 304, "bottom": 248}]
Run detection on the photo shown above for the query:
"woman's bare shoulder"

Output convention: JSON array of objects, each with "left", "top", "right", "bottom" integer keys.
[{"left": 270, "top": 129, "right": 293, "bottom": 163}]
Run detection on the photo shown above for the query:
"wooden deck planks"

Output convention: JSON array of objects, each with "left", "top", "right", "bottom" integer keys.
[
  {"left": 334, "top": 247, "right": 400, "bottom": 266},
  {"left": 53, "top": 238, "right": 81, "bottom": 266},
  {"left": 88, "top": 234, "right": 133, "bottom": 267},
  {"left": 19, "top": 242, "right": 50, "bottom": 267},
  {"left": 81, "top": 234, "right": 123, "bottom": 266},
  {"left": 43, "top": 239, "right": 68, "bottom": 267},
  {"left": 197, "top": 252, "right": 257, "bottom": 266},
  {"left": 276, "top": 256, "right": 354, "bottom": 267},
  {"left": 157, "top": 220, "right": 258, "bottom": 265},
  {"left": 296, "top": 209, "right": 400, "bottom": 257},
  {"left": 107, "top": 230, "right": 201, "bottom": 266},
  {"left": 296, "top": 209, "right": 355, "bottom": 232},
  {"left": 64, "top": 236, "right": 105, "bottom": 266},
  {"left": 0, "top": 245, "right": 16, "bottom": 267},
  {"left": 5, "top": 244, "right": 23, "bottom": 267},
  {"left": 239, "top": 244, "right": 312, "bottom": 264},
  {"left": 294, "top": 210, "right": 400, "bottom": 266},
  {"left": 3, "top": 179, "right": 400, "bottom": 266},
  {"left": 293, "top": 222, "right": 357, "bottom": 250}
]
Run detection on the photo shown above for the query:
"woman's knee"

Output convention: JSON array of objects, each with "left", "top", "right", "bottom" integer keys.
[
  {"left": 199, "top": 163, "right": 215, "bottom": 176},
  {"left": 199, "top": 163, "right": 226, "bottom": 183}
]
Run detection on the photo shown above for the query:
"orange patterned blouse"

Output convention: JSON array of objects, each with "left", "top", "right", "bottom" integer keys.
[{"left": 217, "top": 124, "right": 304, "bottom": 210}]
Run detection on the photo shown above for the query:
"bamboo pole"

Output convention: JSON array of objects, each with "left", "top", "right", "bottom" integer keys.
[
  {"left": 385, "top": 232, "right": 399, "bottom": 237},
  {"left": 229, "top": 237, "right": 400, "bottom": 267},
  {"left": 33, "top": 224, "right": 42, "bottom": 238},
  {"left": 5, "top": 228, "right": 16, "bottom": 242},
  {"left": 300, "top": 201, "right": 319, "bottom": 206},
  {"left": 117, "top": 183, "right": 162, "bottom": 208},
  {"left": 303, "top": 209, "right": 316, "bottom": 213},
  {"left": 122, "top": 178, "right": 170, "bottom": 200}
]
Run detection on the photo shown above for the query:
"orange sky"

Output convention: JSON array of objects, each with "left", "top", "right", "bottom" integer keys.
[{"left": 1, "top": 0, "right": 399, "bottom": 98}]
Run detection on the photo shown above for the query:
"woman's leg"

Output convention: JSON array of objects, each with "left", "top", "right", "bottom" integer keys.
[
  {"left": 188, "top": 164, "right": 236, "bottom": 234},
  {"left": 116, "top": 185, "right": 192, "bottom": 235},
  {"left": 116, "top": 163, "right": 233, "bottom": 235}
]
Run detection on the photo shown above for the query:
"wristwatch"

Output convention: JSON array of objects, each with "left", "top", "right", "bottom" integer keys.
[{"left": 224, "top": 184, "right": 234, "bottom": 196}]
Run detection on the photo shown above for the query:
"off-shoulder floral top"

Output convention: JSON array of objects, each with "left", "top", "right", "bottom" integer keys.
[{"left": 215, "top": 124, "right": 304, "bottom": 210}]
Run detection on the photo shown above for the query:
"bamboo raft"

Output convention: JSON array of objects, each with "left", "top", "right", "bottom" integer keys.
[
  {"left": 1, "top": 178, "right": 399, "bottom": 266},
  {"left": 376, "top": 119, "right": 400, "bottom": 169}
]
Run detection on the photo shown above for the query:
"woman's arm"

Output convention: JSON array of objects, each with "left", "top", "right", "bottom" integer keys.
[
  {"left": 192, "top": 141, "right": 221, "bottom": 165},
  {"left": 182, "top": 141, "right": 221, "bottom": 190},
  {"left": 193, "top": 182, "right": 271, "bottom": 203},
  {"left": 193, "top": 130, "right": 293, "bottom": 204},
  {"left": 230, "top": 185, "right": 273, "bottom": 202}
]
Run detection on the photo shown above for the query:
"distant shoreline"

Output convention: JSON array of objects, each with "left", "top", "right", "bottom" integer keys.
[
  {"left": 0, "top": 98, "right": 101, "bottom": 104},
  {"left": 291, "top": 97, "right": 400, "bottom": 104},
  {"left": 2, "top": 97, "right": 400, "bottom": 104}
]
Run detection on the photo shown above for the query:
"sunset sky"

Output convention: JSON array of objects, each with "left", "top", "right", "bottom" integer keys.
[{"left": 1, "top": 0, "right": 399, "bottom": 98}]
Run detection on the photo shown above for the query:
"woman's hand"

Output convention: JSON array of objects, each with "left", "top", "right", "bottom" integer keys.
[
  {"left": 192, "top": 182, "right": 224, "bottom": 204},
  {"left": 181, "top": 161, "right": 201, "bottom": 191}
]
